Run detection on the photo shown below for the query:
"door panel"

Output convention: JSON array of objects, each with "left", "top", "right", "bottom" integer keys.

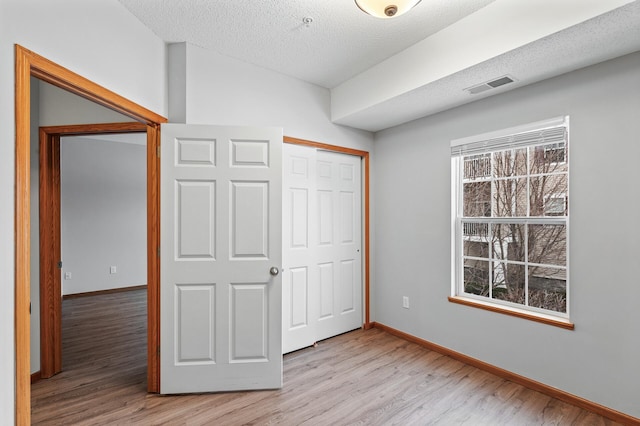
[
  {"left": 318, "top": 190, "right": 333, "bottom": 245},
  {"left": 289, "top": 267, "right": 309, "bottom": 328},
  {"left": 176, "top": 180, "right": 216, "bottom": 258},
  {"left": 230, "top": 284, "right": 268, "bottom": 360},
  {"left": 176, "top": 284, "right": 215, "bottom": 363},
  {"left": 340, "top": 260, "right": 355, "bottom": 313},
  {"left": 282, "top": 144, "right": 318, "bottom": 352},
  {"left": 316, "top": 150, "right": 362, "bottom": 342},
  {"left": 231, "top": 181, "right": 269, "bottom": 257},
  {"left": 319, "top": 262, "right": 334, "bottom": 319},
  {"left": 161, "top": 124, "right": 282, "bottom": 394},
  {"left": 283, "top": 145, "right": 362, "bottom": 353}
]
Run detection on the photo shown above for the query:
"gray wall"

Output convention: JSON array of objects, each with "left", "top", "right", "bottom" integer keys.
[
  {"left": 60, "top": 137, "right": 146, "bottom": 295},
  {"left": 373, "top": 52, "right": 640, "bottom": 417},
  {"left": 29, "top": 78, "right": 41, "bottom": 376}
]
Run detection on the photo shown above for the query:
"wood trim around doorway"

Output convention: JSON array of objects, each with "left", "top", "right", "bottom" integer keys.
[
  {"left": 38, "top": 122, "right": 148, "bottom": 380},
  {"left": 15, "top": 44, "right": 166, "bottom": 426},
  {"left": 283, "top": 136, "right": 372, "bottom": 328}
]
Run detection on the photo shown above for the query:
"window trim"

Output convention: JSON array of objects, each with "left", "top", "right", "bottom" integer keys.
[
  {"left": 451, "top": 116, "right": 570, "bottom": 324},
  {"left": 448, "top": 296, "right": 574, "bottom": 330}
]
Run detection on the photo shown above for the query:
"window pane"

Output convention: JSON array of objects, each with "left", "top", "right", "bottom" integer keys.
[
  {"left": 529, "top": 174, "right": 568, "bottom": 216},
  {"left": 463, "top": 153, "right": 491, "bottom": 180},
  {"left": 493, "top": 148, "right": 527, "bottom": 177},
  {"left": 463, "top": 238, "right": 489, "bottom": 258},
  {"left": 528, "top": 225, "right": 566, "bottom": 267},
  {"left": 462, "top": 220, "right": 489, "bottom": 239},
  {"left": 544, "top": 196, "right": 566, "bottom": 216},
  {"left": 530, "top": 143, "right": 568, "bottom": 174},
  {"left": 494, "top": 178, "right": 527, "bottom": 217},
  {"left": 464, "top": 259, "right": 489, "bottom": 296},
  {"left": 463, "top": 182, "right": 491, "bottom": 217},
  {"left": 491, "top": 224, "right": 526, "bottom": 263},
  {"left": 528, "top": 266, "right": 567, "bottom": 313},
  {"left": 492, "top": 262, "right": 525, "bottom": 305}
]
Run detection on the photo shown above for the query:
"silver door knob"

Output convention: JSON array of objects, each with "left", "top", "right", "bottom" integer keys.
[{"left": 270, "top": 267, "right": 279, "bottom": 276}]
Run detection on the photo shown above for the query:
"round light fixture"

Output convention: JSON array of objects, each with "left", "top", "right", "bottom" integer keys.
[{"left": 355, "top": 0, "right": 422, "bottom": 18}]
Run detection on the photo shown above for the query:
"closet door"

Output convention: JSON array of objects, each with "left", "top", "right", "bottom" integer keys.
[{"left": 283, "top": 144, "right": 362, "bottom": 354}]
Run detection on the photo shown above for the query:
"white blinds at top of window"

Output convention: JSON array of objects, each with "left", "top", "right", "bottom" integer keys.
[{"left": 450, "top": 116, "right": 568, "bottom": 157}]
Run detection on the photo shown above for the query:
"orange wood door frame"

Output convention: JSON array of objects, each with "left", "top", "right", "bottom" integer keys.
[
  {"left": 283, "top": 136, "right": 372, "bottom": 328},
  {"left": 38, "top": 130, "right": 61, "bottom": 379},
  {"left": 15, "top": 45, "right": 166, "bottom": 425},
  {"left": 39, "top": 122, "right": 148, "bottom": 379}
]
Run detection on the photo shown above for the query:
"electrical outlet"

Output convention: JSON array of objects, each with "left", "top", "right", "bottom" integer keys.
[
  {"left": 402, "top": 296, "right": 410, "bottom": 309},
  {"left": 110, "top": 266, "right": 117, "bottom": 274},
  {"left": 64, "top": 272, "right": 72, "bottom": 280}
]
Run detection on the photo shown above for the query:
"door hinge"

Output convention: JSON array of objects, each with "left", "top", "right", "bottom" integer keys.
[
  {"left": 157, "top": 246, "right": 161, "bottom": 257},
  {"left": 57, "top": 261, "right": 63, "bottom": 269},
  {"left": 157, "top": 145, "right": 161, "bottom": 158},
  {"left": 157, "top": 346, "right": 160, "bottom": 356}
]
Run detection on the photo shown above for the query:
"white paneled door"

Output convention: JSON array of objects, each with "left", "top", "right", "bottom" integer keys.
[
  {"left": 160, "top": 124, "right": 282, "bottom": 393},
  {"left": 283, "top": 144, "right": 362, "bottom": 354}
]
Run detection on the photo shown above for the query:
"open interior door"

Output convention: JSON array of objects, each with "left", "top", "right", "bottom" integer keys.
[{"left": 160, "top": 124, "right": 282, "bottom": 393}]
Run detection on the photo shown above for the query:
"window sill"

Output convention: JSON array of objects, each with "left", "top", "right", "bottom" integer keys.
[{"left": 448, "top": 296, "right": 574, "bottom": 330}]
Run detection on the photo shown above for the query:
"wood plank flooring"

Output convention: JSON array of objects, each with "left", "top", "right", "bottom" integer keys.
[{"left": 31, "top": 289, "right": 621, "bottom": 425}]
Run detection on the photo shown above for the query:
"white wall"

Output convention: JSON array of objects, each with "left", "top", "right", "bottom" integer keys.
[
  {"left": 373, "top": 52, "right": 640, "bottom": 418},
  {"left": 168, "top": 43, "right": 374, "bottom": 153},
  {"left": 60, "top": 137, "right": 146, "bottom": 295},
  {"left": 39, "top": 81, "right": 136, "bottom": 126},
  {"left": 0, "top": 0, "right": 166, "bottom": 420}
]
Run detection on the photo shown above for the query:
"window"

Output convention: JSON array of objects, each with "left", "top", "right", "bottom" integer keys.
[{"left": 451, "top": 117, "right": 569, "bottom": 320}]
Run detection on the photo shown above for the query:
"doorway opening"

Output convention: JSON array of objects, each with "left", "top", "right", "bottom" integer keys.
[
  {"left": 38, "top": 123, "right": 148, "bottom": 379},
  {"left": 15, "top": 45, "right": 166, "bottom": 424}
]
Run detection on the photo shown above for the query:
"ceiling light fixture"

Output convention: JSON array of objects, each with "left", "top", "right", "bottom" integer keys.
[{"left": 355, "top": 0, "right": 421, "bottom": 18}]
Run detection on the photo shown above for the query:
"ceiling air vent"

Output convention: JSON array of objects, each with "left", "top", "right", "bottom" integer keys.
[{"left": 465, "top": 75, "right": 516, "bottom": 95}]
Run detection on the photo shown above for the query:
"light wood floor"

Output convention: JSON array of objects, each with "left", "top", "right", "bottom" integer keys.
[{"left": 32, "top": 289, "right": 621, "bottom": 425}]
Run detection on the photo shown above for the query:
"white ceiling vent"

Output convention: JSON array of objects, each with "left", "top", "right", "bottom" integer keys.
[{"left": 465, "top": 75, "right": 516, "bottom": 95}]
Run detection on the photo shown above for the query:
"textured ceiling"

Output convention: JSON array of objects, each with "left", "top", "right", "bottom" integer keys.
[
  {"left": 333, "top": 1, "right": 640, "bottom": 131},
  {"left": 117, "top": 0, "right": 496, "bottom": 89},
  {"left": 117, "top": 0, "right": 640, "bottom": 132}
]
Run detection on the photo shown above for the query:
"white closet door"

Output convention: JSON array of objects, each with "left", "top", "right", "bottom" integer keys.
[
  {"left": 315, "top": 150, "right": 362, "bottom": 342},
  {"left": 282, "top": 144, "right": 319, "bottom": 353},
  {"left": 282, "top": 144, "right": 362, "bottom": 354}
]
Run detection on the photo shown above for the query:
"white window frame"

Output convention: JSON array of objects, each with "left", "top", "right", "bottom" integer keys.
[{"left": 450, "top": 116, "right": 570, "bottom": 322}]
